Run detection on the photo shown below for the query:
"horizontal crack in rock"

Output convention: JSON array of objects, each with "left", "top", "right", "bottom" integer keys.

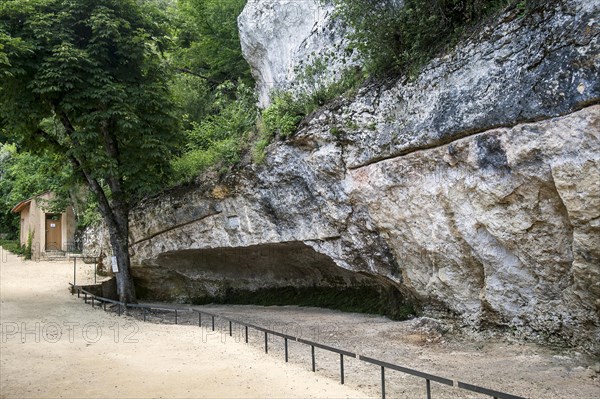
[
  {"left": 348, "top": 102, "right": 600, "bottom": 170},
  {"left": 132, "top": 211, "right": 222, "bottom": 246}
]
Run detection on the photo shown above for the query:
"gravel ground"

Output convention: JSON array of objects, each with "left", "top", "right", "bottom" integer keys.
[
  {"left": 118, "top": 303, "right": 600, "bottom": 399},
  {"left": 0, "top": 252, "right": 366, "bottom": 399},
  {"left": 9, "top": 249, "right": 597, "bottom": 399}
]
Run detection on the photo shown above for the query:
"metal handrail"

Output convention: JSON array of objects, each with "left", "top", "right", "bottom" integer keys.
[
  {"left": 457, "top": 381, "right": 527, "bottom": 399},
  {"left": 360, "top": 355, "right": 453, "bottom": 386},
  {"left": 70, "top": 285, "right": 528, "bottom": 399}
]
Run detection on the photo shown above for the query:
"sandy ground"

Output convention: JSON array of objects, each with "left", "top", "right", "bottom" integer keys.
[
  {"left": 2, "top": 248, "right": 599, "bottom": 399},
  {"left": 0, "top": 249, "right": 367, "bottom": 399},
  {"left": 185, "top": 306, "right": 600, "bottom": 399}
]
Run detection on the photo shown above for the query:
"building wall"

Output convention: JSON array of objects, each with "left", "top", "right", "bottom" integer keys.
[
  {"left": 19, "top": 205, "right": 32, "bottom": 249},
  {"left": 64, "top": 205, "right": 77, "bottom": 250},
  {"left": 18, "top": 193, "right": 76, "bottom": 254}
]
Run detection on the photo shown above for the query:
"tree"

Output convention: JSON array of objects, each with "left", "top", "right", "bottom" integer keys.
[
  {"left": 169, "top": 0, "right": 253, "bottom": 134},
  {"left": 173, "top": 0, "right": 251, "bottom": 86},
  {"left": 333, "top": 0, "right": 513, "bottom": 76},
  {"left": 0, "top": 0, "right": 182, "bottom": 302},
  {"left": 0, "top": 143, "right": 73, "bottom": 239}
]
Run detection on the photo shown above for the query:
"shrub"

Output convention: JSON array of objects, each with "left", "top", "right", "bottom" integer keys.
[
  {"left": 254, "top": 67, "right": 366, "bottom": 160},
  {"left": 171, "top": 81, "right": 258, "bottom": 183},
  {"left": 261, "top": 92, "right": 305, "bottom": 139},
  {"left": 24, "top": 229, "right": 34, "bottom": 260},
  {"left": 333, "top": 0, "right": 515, "bottom": 77},
  {"left": 0, "top": 239, "right": 22, "bottom": 255}
]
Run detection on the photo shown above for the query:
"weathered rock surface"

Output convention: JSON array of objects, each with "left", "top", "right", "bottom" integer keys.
[
  {"left": 86, "top": 0, "right": 600, "bottom": 353},
  {"left": 349, "top": 107, "right": 600, "bottom": 349},
  {"left": 238, "top": 0, "right": 359, "bottom": 107},
  {"left": 328, "top": 0, "right": 599, "bottom": 169},
  {"left": 126, "top": 106, "right": 599, "bottom": 353}
]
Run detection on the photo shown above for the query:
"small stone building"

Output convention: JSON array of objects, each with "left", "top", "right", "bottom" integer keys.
[{"left": 11, "top": 192, "right": 76, "bottom": 254}]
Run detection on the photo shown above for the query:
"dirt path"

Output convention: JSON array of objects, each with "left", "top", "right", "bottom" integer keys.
[
  {"left": 2, "top": 248, "right": 598, "bottom": 399},
  {"left": 0, "top": 249, "right": 367, "bottom": 399},
  {"left": 186, "top": 305, "right": 600, "bottom": 399}
]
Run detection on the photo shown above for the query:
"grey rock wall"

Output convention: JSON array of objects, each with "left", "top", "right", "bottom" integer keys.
[
  {"left": 334, "top": 0, "right": 600, "bottom": 168},
  {"left": 238, "top": 0, "right": 360, "bottom": 107},
  {"left": 85, "top": 0, "right": 600, "bottom": 353},
  {"left": 126, "top": 106, "right": 599, "bottom": 352},
  {"left": 348, "top": 107, "right": 600, "bottom": 350}
]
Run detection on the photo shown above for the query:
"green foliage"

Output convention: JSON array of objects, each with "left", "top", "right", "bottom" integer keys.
[
  {"left": 170, "top": 74, "right": 214, "bottom": 132},
  {"left": 173, "top": 0, "right": 251, "bottom": 86},
  {"left": 251, "top": 136, "right": 270, "bottom": 164},
  {"left": 171, "top": 81, "right": 258, "bottom": 183},
  {"left": 77, "top": 192, "right": 102, "bottom": 229},
  {"left": 262, "top": 92, "right": 305, "bottom": 139},
  {"left": 24, "top": 228, "right": 33, "bottom": 260},
  {"left": 255, "top": 68, "right": 366, "bottom": 159},
  {"left": 0, "top": 0, "right": 182, "bottom": 203},
  {"left": 0, "top": 143, "right": 74, "bottom": 237},
  {"left": 333, "top": 0, "right": 513, "bottom": 77},
  {"left": 166, "top": 0, "right": 261, "bottom": 181},
  {"left": 0, "top": 239, "right": 21, "bottom": 254}
]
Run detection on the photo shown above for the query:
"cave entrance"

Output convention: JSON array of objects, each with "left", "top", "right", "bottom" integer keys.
[{"left": 133, "top": 241, "right": 413, "bottom": 319}]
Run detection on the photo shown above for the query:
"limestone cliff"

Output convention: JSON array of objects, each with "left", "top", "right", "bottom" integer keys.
[
  {"left": 237, "top": 0, "right": 359, "bottom": 107},
  {"left": 88, "top": 0, "right": 599, "bottom": 353}
]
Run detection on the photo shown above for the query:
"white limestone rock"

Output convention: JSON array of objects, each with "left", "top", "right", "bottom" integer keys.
[
  {"left": 87, "top": 0, "right": 600, "bottom": 354},
  {"left": 238, "top": 0, "right": 360, "bottom": 107}
]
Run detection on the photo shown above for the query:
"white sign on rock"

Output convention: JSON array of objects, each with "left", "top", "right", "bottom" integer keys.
[{"left": 111, "top": 256, "right": 119, "bottom": 273}]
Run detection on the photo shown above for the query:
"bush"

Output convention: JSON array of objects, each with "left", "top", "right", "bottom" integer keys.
[
  {"left": 76, "top": 192, "right": 102, "bottom": 229},
  {"left": 171, "top": 81, "right": 258, "bottom": 183},
  {"left": 333, "top": 0, "right": 515, "bottom": 77},
  {"left": 172, "top": 137, "right": 242, "bottom": 181},
  {"left": 254, "top": 67, "right": 366, "bottom": 161},
  {"left": 0, "top": 239, "right": 22, "bottom": 255},
  {"left": 0, "top": 237, "right": 35, "bottom": 258},
  {"left": 261, "top": 92, "right": 305, "bottom": 139},
  {"left": 24, "top": 230, "right": 34, "bottom": 260}
]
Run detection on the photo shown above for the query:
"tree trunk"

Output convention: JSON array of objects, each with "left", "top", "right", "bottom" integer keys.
[
  {"left": 108, "top": 230, "right": 137, "bottom": 304},
  {"left": 103, "top": 208, "right": 136, "bottom": 304},
  {"left": 52, "top": 109, "right": 138, "bottom": 303}
]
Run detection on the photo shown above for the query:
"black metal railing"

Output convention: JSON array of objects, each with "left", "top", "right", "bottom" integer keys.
[
  {"left": 72, "top": 256, "right": 100, "bottom": 285},
  {"left": 69, "top": 284, "right": 528, "bottom": 399},
  {"left": 359, "top": 355, "right": 454, "bottom": 399}
]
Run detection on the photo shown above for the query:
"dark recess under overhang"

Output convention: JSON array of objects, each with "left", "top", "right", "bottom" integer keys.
[{"left": 133, "top": 241, "right": 416, "bottom": 320}]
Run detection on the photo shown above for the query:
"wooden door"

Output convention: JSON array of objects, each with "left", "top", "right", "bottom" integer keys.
[{"left": 45, "top": 216, "right": 62, "bottom": 251}]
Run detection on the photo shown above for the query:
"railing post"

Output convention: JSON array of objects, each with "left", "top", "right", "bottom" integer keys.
[
  {"left": 229, "top": 321, "right": 232, "bottom": 337},
  {"left": 175, "top": 309, "right": 178, "bottom": 325},
  {"left": 426, "top": 379, "right": 431, "bottom": 399},
  {"left": 84, "top": 293, "right": 87, "bottom": 304},
  {"left": 73, "top": 257, "right": 76, "bottom": 286},
  {"left": 340, "top": 354, "right": 345, "bottom": 385},
  {"left": 143, "top": 308, "right": 147, "bottom": 322},
  {"left": 381, "top": 366, "right": 386, "bottom": 399},
  {"left": 118, "top": 304, "right": 121, "bottom": 316},
  {"left": 284, "top": 338, "right": 289, "bottom": 362},
  {"left": 211, "top": 315, "right": 215, "bottom": 331},
  {"left": 245, "top": 326, "right": 248, "bottom": 343},
  {"left": 198, "top": 312, "right": 201, "bottom": 327},
  {"left": 264, "top": 332, "right": 268, "bottom": 353},
  {"left": 311, "top": 345, "right": 316, "bottom": 372}
]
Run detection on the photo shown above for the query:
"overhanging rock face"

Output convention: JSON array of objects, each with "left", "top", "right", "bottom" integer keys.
[
  {"left": 238, "top": 0, "right": 360, "bottom": 107},
  {"left": 119, "top": 0, "right": 600, "bottom": 353},
  {"left": 132, "top": 242, "right": 410, "bottom": 318}
]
